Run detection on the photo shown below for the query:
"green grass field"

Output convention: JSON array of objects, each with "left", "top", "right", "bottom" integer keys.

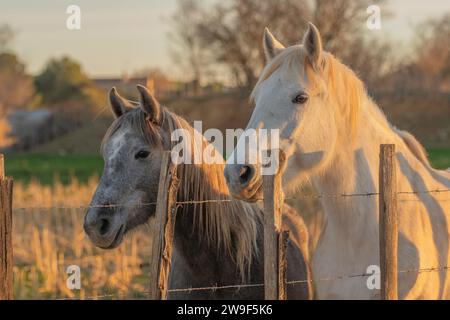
[
  {"left": 4, "top": 148, "right": 450, "bottom": 185},
  {"left": 5, "top": 154, "right": 104, "bottom": 185},
  {"left": 427, "top": 148, "right": 450, "bottom": 170}
]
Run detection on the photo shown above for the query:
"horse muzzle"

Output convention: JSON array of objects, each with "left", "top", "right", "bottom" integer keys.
[
  {"left": 224, "top": 163, "right": 263, "bottom": 202},
  {"left": 84, "top": 207, "right": 126, "bottom": 249}
]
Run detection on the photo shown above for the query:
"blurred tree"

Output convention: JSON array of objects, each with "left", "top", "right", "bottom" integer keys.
[
  {"left": 168, "top": 0, "right": 211, "bottom": 88},
  {"left": 384, "top": 13, "right": 450, "bottom": 94},
  {"left": 34, "top": 56, "right": 91, "bottom": 105},
  {"left": 0, "top": 25, "right": 35, "bottom": 118},
  {"left": 170, "top": 0, "right": 389, "bottom": 89},
  {"left": 194, "top": 0, "right": 311, "bottom": 88},
  {"left": 414, "top": 13, "right": 450, "bottom": 91},
  {"left": 0, "top": 24, "right": 14, "bottom": 52}
]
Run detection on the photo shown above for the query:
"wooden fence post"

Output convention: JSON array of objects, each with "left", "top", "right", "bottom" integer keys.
[
  {"left": 263, "top": 172, "right": 286, "bottom": 300},
  {"left": 148, "top": 152, "right": 180, "bottom": 300},
  {"left": 278, "top": 230, "right": 289, "bottom": 300},
  {"left": 0, "top": 154, "right": 13, "bottom": 300},
  {"left": 379, "top": 144, "right": 398, "bottom": 300}
]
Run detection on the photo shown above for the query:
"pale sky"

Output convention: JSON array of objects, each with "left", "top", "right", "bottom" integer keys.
[{"left": 0, "top": 0, "right": 448, "bottom": 77}]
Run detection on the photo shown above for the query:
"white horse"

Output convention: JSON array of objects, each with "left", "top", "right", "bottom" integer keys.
[{"left": 224, "top": 22, "right": 450, "bottom": 299}]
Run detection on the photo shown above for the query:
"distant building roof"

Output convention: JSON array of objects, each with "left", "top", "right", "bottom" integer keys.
[{"left": 92, "top": 77, "right": 149, "bottom": 90}]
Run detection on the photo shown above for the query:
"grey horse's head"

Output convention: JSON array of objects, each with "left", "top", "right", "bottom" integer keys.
[{"left": 84, "top": 85, "right": 170, "bottom": 249}]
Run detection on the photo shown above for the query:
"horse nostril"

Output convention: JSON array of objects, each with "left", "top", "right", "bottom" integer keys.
[
  {"left": 99, "top": 218, "right": 110, "bottom": 236},
  {"left": 239, "top": 165, "right": 254, "bottom": 184}
]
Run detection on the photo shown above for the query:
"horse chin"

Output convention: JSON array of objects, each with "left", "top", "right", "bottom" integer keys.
[
  {"left": 246, "top": 187, "right": 263, "bottom": 202},
  {"left": 97, "top": 225, "right": 125, "bottom": 250},
  {"left": 229, "top": 179, "right": 263, "bottom": 203}
]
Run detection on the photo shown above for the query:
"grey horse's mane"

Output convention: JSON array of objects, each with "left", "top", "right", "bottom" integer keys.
[{"left": 102, "top": 107, "right": 262, "bottom": 279}]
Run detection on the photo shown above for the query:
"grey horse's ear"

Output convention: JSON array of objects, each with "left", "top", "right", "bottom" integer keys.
[
  {"left": 109, "top": 87, "right": 134, "bottom": 118},
  {"left": 263, "top": 27, "right": 285, "bottom": 61},
  {"left": 137, "top": 85, "right": 161, "bottom": 124},
  {"left": 302, "top": 22, "right": 323, "bottom": 68}
]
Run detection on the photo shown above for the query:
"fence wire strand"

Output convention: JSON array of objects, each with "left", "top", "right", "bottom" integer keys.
[
  {"left": 12, "top": 188, "right": 450, "bottom": 211},
  {"left": 56, "top": 264, "right": 450, "bottom": 300},
  {"left": 9, "top": 182, "right": 450, "bottom": 300}
]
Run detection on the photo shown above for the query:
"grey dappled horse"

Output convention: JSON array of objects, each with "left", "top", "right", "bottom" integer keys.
[{"left": 84, "top": 85, "right": 313, "bottom": 299}]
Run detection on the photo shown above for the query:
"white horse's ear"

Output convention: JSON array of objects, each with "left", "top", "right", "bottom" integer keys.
[
  {"left": 137, "top": 85, "right": 161, "bottom": 124},
  {"left": 109, "top": 87, "right": 134, "bottom": 118},
  {"left": 302, "top": 22, "right": 323, "bottom": 67},
  {"left": 263, "top": 27, "right": 285, "bottom": 61}
]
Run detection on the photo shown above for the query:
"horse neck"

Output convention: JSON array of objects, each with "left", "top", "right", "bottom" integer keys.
[
  {"left": 172, "top": 162, "right": 262, "bottom": 285},
  {"left": 172, "top": 200, "right": 241, "bottom": 283},
  {"left": 172, "top": 204, "right": 264, "bottom": 297},
  {"left": 311, "top": 98, "right": 406, "bottom": 241}
]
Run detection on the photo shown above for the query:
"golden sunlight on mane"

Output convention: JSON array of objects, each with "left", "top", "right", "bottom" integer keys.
[
  {"left": 164, "top": 110, "right": 262, "bottom": 279},
  {"left": 395, "top": 128, "right": 432, "bottom": 167},
  {"left": 321, "top": 54, "right": 434, "bottom": 167},
  {"left": 322, "top": 54, "right": 434, "bottom": 167},
  {"left": 322, "top": 53, "right": 364, "bottom": 138}
]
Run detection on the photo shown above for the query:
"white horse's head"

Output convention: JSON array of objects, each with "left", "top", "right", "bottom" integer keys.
[{"left": 225, "top": 23, "right": 364, "bottom": 200}]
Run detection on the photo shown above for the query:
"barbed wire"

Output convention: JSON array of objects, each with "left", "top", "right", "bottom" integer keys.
[
  {"left": 165, "top": 264, "right": 450, "bottom": 292},
  {"left": 11, "top": 188, "right": 450, "bottom": 211},
  {"left": 397, "top": 189, "right": 450, "bottom": 195},
  {"left": 55, "top": 264, "right": 450, "bottom": 300},
  {"left": 399, "top": 199, "right": 450, "bottom": 202},
  {"left": 167, "top": 283, "right": 264, "bottom": 293},
  {"left": 13, "top": 190, "right": 450, "bottom": 300},
  {"left": 56, "top": 291, "right": 128, "bottom": 300},
  {"left": 11, "top": 184, "right": 450, "bottom": 299}
]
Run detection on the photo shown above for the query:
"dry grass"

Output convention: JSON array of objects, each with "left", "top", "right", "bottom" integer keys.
[
  {"left": 13, "top": 177, "right": 152, "bottom": 299},
  {"left": 11, "top": 177, "right": 323, "bottom": 300}
]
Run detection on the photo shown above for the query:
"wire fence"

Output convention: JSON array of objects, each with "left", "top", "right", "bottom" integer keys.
[
  {"left": 11, "top": 188, "right": 450, "bottom": 211},
  {"left": 10, "top": 186, "right": 450, "bottom": 300},
  {"left": 2, "top": 145, "right": 450, "bottom": 300},
  {"left": 55, "top": 264, "right": 450, "bottom": 300}
]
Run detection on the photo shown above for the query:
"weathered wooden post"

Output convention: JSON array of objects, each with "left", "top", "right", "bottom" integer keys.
[
  {"left": 0, "top": 154, "right": 13, "bottom": 300},
  {"left": 263, "top": 171, "right": 287, "bottom": 300},
  {"left": 379, "top": 144, "right": 398, "bottom": 300},
  {"left": 278, "top": 230, "right": 289, "bottom": 300},
  {"left": 148, "top": 151, "right": 179, "bottom": 300}
]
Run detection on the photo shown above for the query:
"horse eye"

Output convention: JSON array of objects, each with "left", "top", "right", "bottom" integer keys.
[
  {"left": 135, "top": 150, "right": 150, "bottom": 159},
  {"left": 292, "top": 93, "right": 309, "bottom": 104}
]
